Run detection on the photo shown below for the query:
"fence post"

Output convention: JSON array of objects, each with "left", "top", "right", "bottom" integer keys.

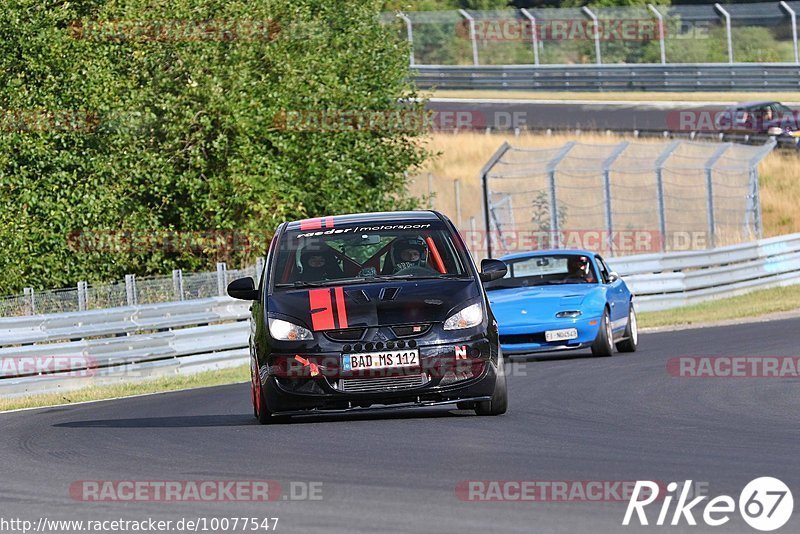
[
  {"left": 545, "top": 142, "right": 577, "bottom": 248},
  {"left": 256, "top": 257, "right": 266, "bottom": 284},
  {"left": 647, "top": 4, "right": 667, "bottom": 64},
  {"left": 454, "top": 179, "right": 462, "bottom": 228},
  {"left": 216, "top": 262, "right": 227, "bottom": 297},
  {"left": 458, "top": 9, "right": 479, "bottom": 66},
  {"left": 397, "top": 12, "right": 415, "bottom": 66},
  {"left": 582, "top": 6, "right": 602, "bottom": 65},
  {"left": 480, "top": 142, "right": 512, "bottom": 258},
  {"left": 172, "top": 269, "right": 184, "bottom": 301},
  {"left": 714, "top": 4, "right": 733, "bottom": 64},
  {"left": 704, "top": 143, "right": 732, "bottom": 249},
  {"left": 520, "top": 8, "right": 540, "bottom": 65},
  {"left": 125, "top": 274, "right": 137, "bottom": 306},
  {"left": 601, "top": 142, "right": 629, "bottom": 255},
  {"left": 77, "top": 281, "right": 88, "bottom": 311},
  {"left": 654, "top": 140, "right": 681, "bottom": 252},
  {"left": 780, "top": 1, "right": 799, "bottom": 64},
  {"left": 24, "top": 287, "right": 35, "bottom": 315}
]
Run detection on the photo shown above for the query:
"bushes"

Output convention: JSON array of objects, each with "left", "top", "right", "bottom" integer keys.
[{"left": 0, "top": 0, "right": 428, "bottom": 293}]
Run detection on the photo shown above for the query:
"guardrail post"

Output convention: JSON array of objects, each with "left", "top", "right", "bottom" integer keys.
[
  {"left": 520, "top": 8, "right": 540, "bottom": 65},
  {"left": 23, "top": 287, "right": 35, "bottom": 315},
  {"left": 582, "top": 6, "right": 602, "bottom": 65},
  {"left": 647, "top": 4, "right": 666, "bottom": 64},
  {"left": 172, "top": 269, "right": 184, "bottom": 301},
  {"left": 780, "top": 1, "right": 799, "bottom": 64},
  {"left": 704, "top": 143, "right": 732, "bottom": 249},
  {"left": 125, "top": 274, "right": 137, "bottom": 306},
  {"left": 77, "top": 281, "right": 88, "bottom": 311},
  {"left": 397, "top": 12, "right": 415, "bottom": 66},
  {"left": 480, "top": 142, "right": 512, "bottom": 258},
  {"left": 714, "top": 4, "right": 734, "bottom": 64},
  {"left": 602, "top": 142, "right": 630, "bottom": 255},
  {"left": 458, "top": 9, "right": 479, "bottom": 66},
  {"left": 654, "top": 141, "right": 681, "bottom": 252},
  {"left": 216, "top": 262, "right": 227, "bottom": 297}
]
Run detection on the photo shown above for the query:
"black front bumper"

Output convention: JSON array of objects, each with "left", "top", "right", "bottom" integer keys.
[{"left": 262, "top": 337, "right": 498, "bottom": 413}]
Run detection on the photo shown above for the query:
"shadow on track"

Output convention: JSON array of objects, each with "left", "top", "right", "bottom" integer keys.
[{"left": 53, "top": 408, "right": 472, "bottom": 428}]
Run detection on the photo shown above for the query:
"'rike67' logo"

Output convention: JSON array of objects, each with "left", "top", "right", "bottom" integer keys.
[{"left": 623, "top": 478, "right": 793, "bottom": 531}]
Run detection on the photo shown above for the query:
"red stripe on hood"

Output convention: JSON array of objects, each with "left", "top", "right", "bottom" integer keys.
[
  {"left": 309, "top": 288, "right": 335, "bottom": 331},
  {"left": 333, "top": 286, "right": 348, "bottom": 329}
]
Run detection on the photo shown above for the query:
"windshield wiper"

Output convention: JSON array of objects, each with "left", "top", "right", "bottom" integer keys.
[
  {"left": 275, "top": 277, "right": 371, "bottom": 289},
  {"left": 372, "top": 274, "right": 470, "bottom": 281}
]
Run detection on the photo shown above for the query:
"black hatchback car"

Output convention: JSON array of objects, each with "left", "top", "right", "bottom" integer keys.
[{"left": 227, "top": 210, "right": 508, "bottom": 423}]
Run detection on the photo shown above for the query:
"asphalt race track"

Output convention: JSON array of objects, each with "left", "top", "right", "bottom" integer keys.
[
  {"left": 427, "top": 98, "right": 724, "bottom": 133},
  {"left": 1, "top": 318, "right": 798, "bottom": 534}
]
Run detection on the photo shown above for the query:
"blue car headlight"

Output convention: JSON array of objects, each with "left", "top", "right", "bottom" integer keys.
[{"left": 555, "top": 310, "right": 582, "bottom": 318}]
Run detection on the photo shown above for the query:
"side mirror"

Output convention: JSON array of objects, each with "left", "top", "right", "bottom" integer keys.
[
  {"left": 608, "top": 272, "right": 620, "bottom": 283},
  {"left": 479, "top": 259, "right": 507, "bottom": 283},
  {"left": 227, "top": 277, "right": 260, "bottom": 301}
]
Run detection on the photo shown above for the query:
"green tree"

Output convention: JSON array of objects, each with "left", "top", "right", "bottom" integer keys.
[{"left": 0, "top": 0, "right": 429, "bottom": 293}]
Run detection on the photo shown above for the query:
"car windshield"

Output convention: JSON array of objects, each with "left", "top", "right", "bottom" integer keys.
[
  {"left": 272, "top": 221, "right": 471, "bottom": 289},
  {"left": 484, "top": 254, "right": 599, "bottom": 290}
]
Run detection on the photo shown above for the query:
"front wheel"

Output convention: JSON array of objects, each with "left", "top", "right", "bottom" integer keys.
[
  {"left": 616, "top": 305, "right": 638, "bottom": 353},
  {"left": 252, "top": 369, "right": 288, "bottom": 425},
  {"left": 591, "top": 309, "right": 614, "bottom": 357},
  {"left": 475, "top": 352, "right": 508, "bottom": 416}
]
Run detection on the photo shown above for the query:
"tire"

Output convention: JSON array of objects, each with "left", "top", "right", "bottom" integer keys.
[
  {"left": 252, "top": 368, "right": 287, "bottom": 424},
  {"left": 615, "top": 304, "right": 638, "bottom": 353},
  {"left": 591, "top": 308, "right": 614, "bottom": 357},
  {"left": 475, "top": 351, "right": 508, "bottom": 416}
]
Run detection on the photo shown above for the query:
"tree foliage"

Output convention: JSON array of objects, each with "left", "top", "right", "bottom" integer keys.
[{"left": 0, "top": 0, "right": 428, "bottom": 293}]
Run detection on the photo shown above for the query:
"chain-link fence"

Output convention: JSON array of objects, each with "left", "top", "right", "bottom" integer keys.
[
  {"left": 386, "top": 2, "right": 800, "bottom": 66},
  {"left": 0, "top": 261, "right": 263, "bottom": 318},
  {"left": 479, "top": 139, "right": 775, "bottom": 258}
]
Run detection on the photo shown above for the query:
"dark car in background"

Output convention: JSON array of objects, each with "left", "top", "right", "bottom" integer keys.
[
  {"left": 714, "top": 101, "right": 800, "bottom": 140},
  {"left": 227, "top": 210, "right": 509, "bottom": 423}
]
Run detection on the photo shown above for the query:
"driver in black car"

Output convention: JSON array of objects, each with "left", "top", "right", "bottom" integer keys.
[
  {"left": 390, "top": 237, "right": 431, "bottom": 273},
  {"left": 299, "top": 247, "right": 344, "bottom": 282}
]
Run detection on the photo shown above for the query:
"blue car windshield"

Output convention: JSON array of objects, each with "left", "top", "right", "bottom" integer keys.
[{"left": 484, "top": 254, "right": 598, "bottom": 290}]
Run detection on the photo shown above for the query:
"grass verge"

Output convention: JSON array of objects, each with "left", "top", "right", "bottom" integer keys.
[
  {"left": 432, "top": 90, "right": 800, "bottom": 103},
  {"left": 0, "top": 365, "right": 249, "bottom": 413},
  {"left": 638, "top": 285, "right": 800, "bottom": 329}
]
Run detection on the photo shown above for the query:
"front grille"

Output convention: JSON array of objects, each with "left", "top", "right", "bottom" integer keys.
[
  {"left": 500, "top": 333, "right": 547, "bottom": 345},
  {"left": 324, "top": 328, "right": 366, "bottom": 342},
  {"left": 337, "top": 373, "right": 429, "bottom": 393},
  {"left": 391, "top": 324, "right": 431, "bottom": 338}
]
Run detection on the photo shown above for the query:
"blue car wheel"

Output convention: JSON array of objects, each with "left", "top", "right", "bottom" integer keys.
[{"left": 590, "top": 309, "right": 614, "bottom": 357}]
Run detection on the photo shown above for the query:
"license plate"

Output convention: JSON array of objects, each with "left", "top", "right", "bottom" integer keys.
[
  {"left": 545, "top": 328, "right": 578, "bottom": 342},
  {"left": 342, "top": 349, "right": 419, "bottom": 371}
]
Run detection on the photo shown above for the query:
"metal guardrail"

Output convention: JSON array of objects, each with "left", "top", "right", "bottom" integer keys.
[
  {"left": 0, "top": 297, "right": 250, "bottom": 398},
  {"left": 2, "top": 233, "right": 799, "bottom": 397},
  {"left": 414, "top": 64, "right": 800, "bottom": 92},
  {"left": 608, "top": 233, "right": 800, "bottom": 312}
]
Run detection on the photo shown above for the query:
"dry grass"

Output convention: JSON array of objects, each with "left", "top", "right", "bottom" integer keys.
[
  {"left": 0, "top": 365, "right": 249, "bottom": 412},
  {"left": 411, "top": 132, "right": 800, "bottom": 237},
  {"left": 433, "top": 90, "right": 800, "bottom": 103}
]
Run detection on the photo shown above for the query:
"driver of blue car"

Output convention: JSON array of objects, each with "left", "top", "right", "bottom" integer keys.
[{"left": 566, "top": 255, "right": 595, "bottom": 283}]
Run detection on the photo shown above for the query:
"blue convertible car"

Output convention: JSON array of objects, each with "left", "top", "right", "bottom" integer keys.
[{"left": 485, "top": 250, "right": 638, "bottom": 356}]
